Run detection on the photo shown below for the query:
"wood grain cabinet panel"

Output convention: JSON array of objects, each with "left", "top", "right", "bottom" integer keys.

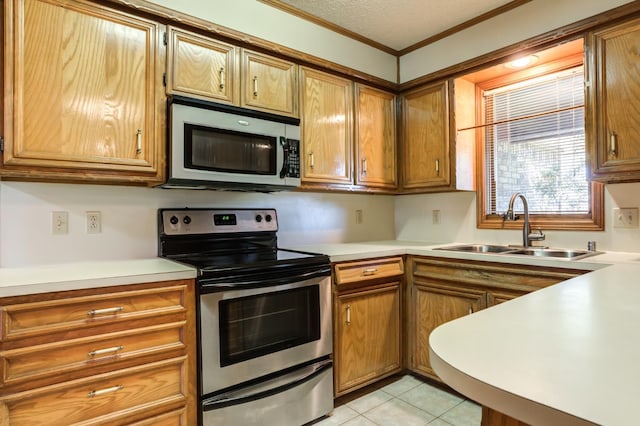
[
  {"left": 334, "top": 283, "right": 401, "bottom": 396},
  {"left": 0, "top": 357, "right": 186, "bottom": 426},
  {"left": 1, "top": 285, "right": 187, "bottom": 341},
  {"left": 355, "top": 84, "right": 397, "bottom": 189},
  {"left": 300, "top": 67, "right": 354, "bottom": 185},
  {"left": 587, "top": 16, "right": 640, "bottom": 182},
  {"left": 1, "top": 0, "right": 166, "bottom": 185},
  {"left": 400, "top": 81, "right": 451, "bottom": 191},
  {"left": 241, "top": 49, "right": 298, "bottom": 117},
  {"left": 1, "top": 321, "right": 186, "bottom": 387},
  {"left": 0, "top": 280, "right": 197, "bottom": 425},
  {"left": 406, "top": 256, "right": 588, "bottom": 381},
  {"left": 332, "top": 257, "right": 403, "bottom": 397},
  {"left": 166, "top": 26, "right": 239, "bottom": 104}
]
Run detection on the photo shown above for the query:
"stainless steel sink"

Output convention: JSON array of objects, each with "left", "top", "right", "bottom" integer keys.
[
  {"left": 506, "top": 248, "right": 601, "bottom": 260},
  {"left": 434, "top": 244, "right": 516, "bottom": 253},
  {"left": 434, "top": 244, "right": 602, "bottom": 260}
]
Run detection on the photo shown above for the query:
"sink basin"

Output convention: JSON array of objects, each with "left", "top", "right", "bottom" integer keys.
[
  {"left": 434, "top": 244, "right": 602, "bottom": 261},
  {"left": 506, "top": 248, "right": 601, "bottom": 260},
  {"left": 435, "top": 244, "right": 515, "bottom": 254}
]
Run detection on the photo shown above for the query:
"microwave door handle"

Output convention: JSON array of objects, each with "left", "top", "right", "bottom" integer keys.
[
  {"left": 279, "top": 136, "right": 290, "bottom": 178},
  {"left": 202, "top": 358, "right": 332, "bottom": 411}
]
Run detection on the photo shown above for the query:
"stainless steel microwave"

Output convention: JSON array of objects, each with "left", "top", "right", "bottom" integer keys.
[{"left": 163, "top": 96, "right": 301, "bottom": 191}]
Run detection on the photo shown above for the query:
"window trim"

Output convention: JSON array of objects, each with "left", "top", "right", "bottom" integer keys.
[{"left": 474, "top": 49, "right": 604, "bottom": 231}]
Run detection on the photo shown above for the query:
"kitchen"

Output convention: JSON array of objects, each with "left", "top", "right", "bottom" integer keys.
[{"left": 2, "top": 0, "right": 640, "bottom": 425}]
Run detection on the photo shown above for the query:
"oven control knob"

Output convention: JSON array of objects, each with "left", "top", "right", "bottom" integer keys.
[
  {"left": 255, "top": 214, "right": 263, "bottom": 223},
  {"left": 265, "top": 214, "right": 272, "bottom": 222},
  {"left": 169, "top": 215, "right": 179, "bottom": 225},
  {"left": 183, "top": 216, "right": 192, "bottom": 225}
]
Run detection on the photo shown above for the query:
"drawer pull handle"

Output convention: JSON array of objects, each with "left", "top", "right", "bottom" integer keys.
[
  {"left": 609, "top": 131, "right": 617, "bottom": 156},
  {"left": 219, "top": 67, "right": 225, "bottom": 90},
  {"left": 87, "top": 306, "right": 124, "bottom": 317},
  {"left": 253, "top": 76, "right": 258, "bottom": 97},
  {"left": 435, "top": 159, "right": 440, "bottom": 176},
  {"left": 362, "top": 158, "right": 367, "bottom": 175},
  {"left": 362, "top": 268, "right": 378, "bottom": 276},
  {"left": 87, "top": 385, "right": 123, "bottom": 398},
  {"left": 309, "top": 152, "right": 314, "bottom": 168},
  {"left": 346, "top": 304, "right": 351, "bottom": 326},
  {"left": 468, "top": 305, "right": 474, "bottom": 315},
  {"left": 88, "top": 345, "right": 124, "bottom": 357},
  {"left": 136, "top": 129, "right": 142, "bottom": 154}
]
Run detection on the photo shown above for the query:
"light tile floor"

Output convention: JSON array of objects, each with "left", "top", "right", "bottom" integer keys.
[{"left": 316, "top": 375, "right": 481, "bottom": 426}]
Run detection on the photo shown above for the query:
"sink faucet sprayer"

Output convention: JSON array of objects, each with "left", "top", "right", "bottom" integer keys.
[{"left": 503, "top": 192, "right": 545, "bottom": 247}]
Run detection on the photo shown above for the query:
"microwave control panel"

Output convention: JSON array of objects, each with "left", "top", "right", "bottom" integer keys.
[{"left": 280, "top": 137, "right": 300, "bottom": 179}]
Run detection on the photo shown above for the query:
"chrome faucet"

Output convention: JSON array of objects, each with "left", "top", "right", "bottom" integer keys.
[{"left": 504, "top": 192, "right": 545, "bottom": 247}]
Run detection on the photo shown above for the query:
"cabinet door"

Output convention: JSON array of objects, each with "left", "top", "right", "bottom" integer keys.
[
  {"left": 588, "top": 17, "right": 640, "bottom": 181},
  {"left": 401, "top": 81, "right": 451, "bottom": 190},
  {"left": 2, "top": 0, "right": 165, "bottom": 185},
  {"left": 300, "top": 67, "right": 353, "bottom": 185},
  {"left": 334, "top": 283, "right": 401, "bottom": 396},
  {"left": 409, "top": 282, "right": 485, "bottom": 379},
  {"left": 241, "top": 49, "right": 298, "bottom": 116},
  {"left": 355, "top": 84, "right": 397, "bottom": 188},
  {"left": 166, "top": 26, "right": 239, "bottom": 104}
]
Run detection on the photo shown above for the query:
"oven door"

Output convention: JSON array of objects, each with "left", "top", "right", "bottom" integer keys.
[{"left": 199, "top": 271, "right": 332, "bottom": 395}]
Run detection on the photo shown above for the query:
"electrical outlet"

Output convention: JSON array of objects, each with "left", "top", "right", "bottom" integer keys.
[
  {"left": 432, "top": 209, "right": 441, "bottom": 225},
  {"left": 613, "top": 208, "right": 639, "bottom": 228},
  {"left": 86, "top": 211, "right": 102, "bottom": 234},
  {"left": 355, "top": 209, "right": 364, "bottom": 225},
  {"left": 51, "top": 211, "right": 68, "bottom": 235}
]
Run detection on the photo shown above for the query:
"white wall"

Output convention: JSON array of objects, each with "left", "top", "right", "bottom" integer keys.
[
  {"left": 399, "top": 0, "right": 633, "bottom": 83},
  {"left": 395, "top": 183, "right": 640, "bottom": 253},
  {"left": 147, "top": 0, "right": 397, "bottom": 83},
  {"left": 0, "top": 182, "right": 395, "bottom": 267}
]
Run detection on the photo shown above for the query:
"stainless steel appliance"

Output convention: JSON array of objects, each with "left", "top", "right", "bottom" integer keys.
[
  {"left": 163, "top": 96, "right": 301, "bottom": 191},
  {"left": 158, "top": 208, "right": 333, "bottom": 425}
]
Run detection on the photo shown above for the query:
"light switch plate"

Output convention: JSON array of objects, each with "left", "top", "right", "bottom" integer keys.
[{"left": 613, "top": 207, "right": 639, "bottom": 228}]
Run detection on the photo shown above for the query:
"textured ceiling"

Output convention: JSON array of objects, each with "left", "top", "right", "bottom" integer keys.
[{"left": 273, "top": 0, "right": 517, "bottom": 51}]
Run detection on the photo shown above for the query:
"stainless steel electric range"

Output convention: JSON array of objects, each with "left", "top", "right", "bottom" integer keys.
[{"left": 158, "top": 208, "right": 334, "bottom": 425}]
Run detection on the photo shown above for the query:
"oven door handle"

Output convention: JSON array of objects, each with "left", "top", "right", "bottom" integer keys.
[
  {"left": 202, "top": 358, "right": 332, "bottom": 411},
  {"left": 200, "top": 266, "right": 331, "bottom": 292}
]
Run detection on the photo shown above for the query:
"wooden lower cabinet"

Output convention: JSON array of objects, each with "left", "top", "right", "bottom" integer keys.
[
  {"left": 482, "top": 406, "right": 530, "bottom": 426},
  {"left": 0, "top": 279, "right": 197, "bottom": 425},
  {"left": 406, "top": 256, "right": 588, "bottom": 381},
  {"left": 333, "top": 257, "right": 403, "bottom": 396}
]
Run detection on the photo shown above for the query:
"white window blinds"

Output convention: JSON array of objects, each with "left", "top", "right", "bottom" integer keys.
[{"left": 483, "top": 66, "right": 589, "bottom": 215}]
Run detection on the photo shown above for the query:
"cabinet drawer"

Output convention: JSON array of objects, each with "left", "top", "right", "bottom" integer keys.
[
  {"left": 128, "top": 408, "right": 187, "bottom": 426},
  {"left": 1, "top": 285, "right": 187, "bottom": 341},
  {"left": 335, "top": 257, "right": 404, "bottom": 286},
  {"left": 0, "top": 356, "right": 186, "bottom": 425},
  {"left": 1, "top": 322, "right": 186, "bottom": 387},
  {"left": 413, "top": 257, "right": 586, "bottom": 291}
]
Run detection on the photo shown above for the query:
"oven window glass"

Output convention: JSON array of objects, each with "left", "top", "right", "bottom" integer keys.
[
  {"left": 184, "top": 123, "right": 276, "bottom": 175},
  {"left": 219, "top": 285, "right": 321, "bottom": 366}
]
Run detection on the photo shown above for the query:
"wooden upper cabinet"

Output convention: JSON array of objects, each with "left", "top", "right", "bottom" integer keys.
[
  {"left": 355, "top": 85, "right": 397, "bottom": 189},
  {"left": 2, "top": 0, "right": 166, "bottom": 185},
  {"left": 587, "top": 17, "right": 640, "bottom": 182},
  {"left": 300, "top": 67, "right": 353, "bottom": 185},
  {"left": 241, "top": 49, "right": 298, "bottom": 117},
  {"left": 166, "top": 26, "right": 239, "bottom": 105},
  {"left": 400, "top": 81, "right": 452, "bottom": 191}
]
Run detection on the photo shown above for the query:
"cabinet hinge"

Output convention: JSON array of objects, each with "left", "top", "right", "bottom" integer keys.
[{"left": 163, "top": 32, "right": 167, "bottom": 46}]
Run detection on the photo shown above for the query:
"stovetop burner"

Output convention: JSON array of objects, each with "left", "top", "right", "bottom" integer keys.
[{"left": 158, "top": 208, "right": 330, "bottom": 287}]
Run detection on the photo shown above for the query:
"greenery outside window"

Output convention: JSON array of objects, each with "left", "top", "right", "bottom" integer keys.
[{"left": 472, "top": 52, "right": 604, "bottom": 231}]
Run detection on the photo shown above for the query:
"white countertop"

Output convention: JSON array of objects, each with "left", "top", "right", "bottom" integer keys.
[
  {"left": 3, "top": 240, "right": 640, "bottom": 425},
  {"left": 293, "top": 240, "right": 640, "bottom": 425},
  {"left": 0, "top": 258, "right": 197, "bottom": 297}
]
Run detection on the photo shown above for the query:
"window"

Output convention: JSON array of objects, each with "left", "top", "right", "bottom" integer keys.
[{"left": 470, "top": 45, "right": 603, "bottom": 231}]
